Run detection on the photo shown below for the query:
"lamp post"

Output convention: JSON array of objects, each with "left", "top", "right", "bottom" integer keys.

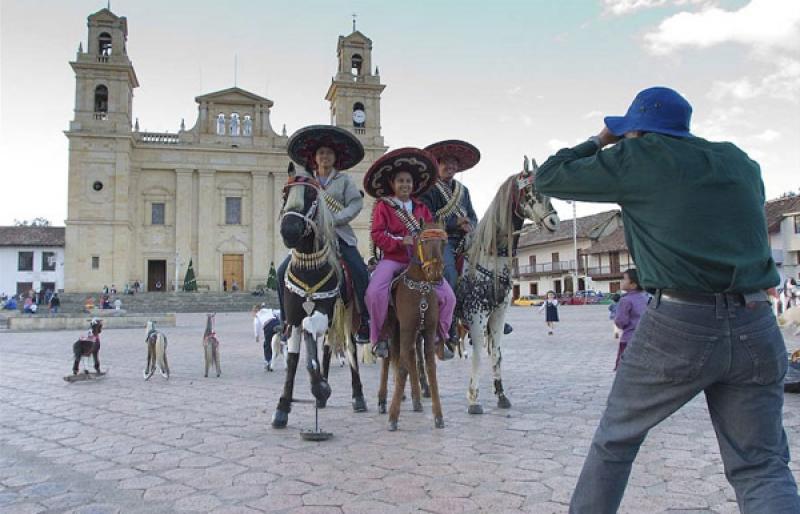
[
  {"left": 174, "top": 252, "right": 180, "bottom": 292},
  {"left": 568, "top": 200, "right": 578, "bottom": 294}
]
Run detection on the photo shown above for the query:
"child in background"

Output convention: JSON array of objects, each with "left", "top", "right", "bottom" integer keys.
[
  {"left": 614, "top": 268, "right": 649, "bottom": 370},
  {"left": 608, "top": 293, "right": 622, "bottom": 339},
  {"left": 539, "top": 291, "right": 559, "bottom": 335}
]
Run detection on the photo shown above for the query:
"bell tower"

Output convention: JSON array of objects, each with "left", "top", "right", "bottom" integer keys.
[
  {"left": 325, "top": 28, "right": 385, "bottom": 148},
  {"left": 64, "top": 8, "right": 138, "bottom": 292},
  {"left": 69, "top": 8, "right": 139, "bottom": 133}
]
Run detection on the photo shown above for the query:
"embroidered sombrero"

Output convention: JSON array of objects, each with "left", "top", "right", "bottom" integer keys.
[
  {"left": 424, "top": 140, "right": 480, "bottom": 172},
  {"left": 287, "top": 125, "right": 365, "bottom": 171},
  {"left": 363, "top": 147, "right": 437, "bottom": 198}
]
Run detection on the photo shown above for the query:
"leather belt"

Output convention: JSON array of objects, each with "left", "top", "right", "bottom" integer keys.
[{"left": 656, "top": 289, "right": 769, "bottom": 307}]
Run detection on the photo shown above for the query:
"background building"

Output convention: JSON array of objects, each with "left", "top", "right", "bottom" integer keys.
[
  {"left": 0, "top": 226, "right": 65, "bottom": 297},
  {"left": 766, "top": 195, "right": 800, "bottom": 283},
  {"left": 64, "top": 8, "right": 386, "bottom": 293}
]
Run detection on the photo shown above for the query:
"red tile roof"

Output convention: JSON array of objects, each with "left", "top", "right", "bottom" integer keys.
[{"left": 0, "top": 226, "right": 65, "bottom": 247}]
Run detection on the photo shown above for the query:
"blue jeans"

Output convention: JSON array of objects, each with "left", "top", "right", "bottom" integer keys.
[
  {"left": 277, "top": 238, "right": 369, "bottom": 324},
  {"left": 570, "top": 296, "right": 799, "bottom": 513}
]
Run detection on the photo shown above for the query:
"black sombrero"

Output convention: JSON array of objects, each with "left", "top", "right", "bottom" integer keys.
[
  {"left": 287, "top": 125, "right": 365, "bottom": 171},
  {"left": 363, "top": 147, "right": 437, "bottom": 199},
  {"left": 424, "top": 139, "right": 480, "bottom": 172}
]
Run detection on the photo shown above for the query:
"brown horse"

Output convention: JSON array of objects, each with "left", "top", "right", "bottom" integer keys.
[
  {"left": 72, "top": 318, "right": 103, "bottom": 375},
  {"left": 378, "top": 221, "right": 448, "bottom": 431}
]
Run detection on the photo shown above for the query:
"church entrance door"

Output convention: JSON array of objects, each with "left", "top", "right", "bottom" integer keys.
[
  {"left": 222, "top": 254, "right": 244, "bottom": 292},
  {"left": 147, "top": 260, "right": 167, "bottom": 292}
]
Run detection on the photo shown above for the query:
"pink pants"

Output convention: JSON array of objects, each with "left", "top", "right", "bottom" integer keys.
[{"left": 365, "top": 259, "right": 455, "bottom": 344}]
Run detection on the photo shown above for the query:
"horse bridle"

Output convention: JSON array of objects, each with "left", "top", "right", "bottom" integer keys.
[
  {"left": 513, "top": 172, "right": 557, "bottom": 224},
  {"left": 281, "top": 177, "right": 321, "bottom": 238},
  {"left": 413, "top": 228, "right": 447, "bottom": 282}
]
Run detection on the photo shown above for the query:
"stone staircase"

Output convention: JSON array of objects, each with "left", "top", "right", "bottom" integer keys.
[{"left": 54, "top": 291, "right": 279, "bottom": 314}]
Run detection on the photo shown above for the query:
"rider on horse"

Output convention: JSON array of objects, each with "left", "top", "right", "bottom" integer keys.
[
  {"left": 276, "top": 125, "right": 371, "bottom": 343},
  {"left": 419, "top": 140, "right": 480, "bottom": 353},
  {"left": 363, "top": 148, "right": 456, "bottom": 359}
]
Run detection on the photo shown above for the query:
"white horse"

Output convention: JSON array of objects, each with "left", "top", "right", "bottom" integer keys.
[
  {"left": 144, "top": 320, "right": 170, "bottom": 380},
  {"left": 457, "top": 158, "right": 559, "bottom": 414}
]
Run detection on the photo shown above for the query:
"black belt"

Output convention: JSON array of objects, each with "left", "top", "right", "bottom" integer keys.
[{"left": 655, "top": 289, "right": 769, "bottom": 307}]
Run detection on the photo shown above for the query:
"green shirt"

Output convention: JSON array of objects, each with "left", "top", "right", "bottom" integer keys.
[{"left": 534, "top": 134, "right": 779, "bottom": 293}]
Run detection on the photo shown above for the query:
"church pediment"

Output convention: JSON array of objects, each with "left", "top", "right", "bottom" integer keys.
[
  {"left": 195, "top": 87, "right": 273, "bottom": 108},
  {"left": 342, "top": 31, "right": 372, "bottom": 45},
  {"left": 216, "top": 235, "right": 250, "bottom": 253},
  {"left": 89, "top": 8, "right": 120, "bottom": 22}
]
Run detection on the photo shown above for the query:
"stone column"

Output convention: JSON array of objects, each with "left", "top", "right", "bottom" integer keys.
[
  {"left": 250, "top": 170, "right": 269, "bottom": 288},
  {"left": 272, "top": 171, "right": 287, "bottom": 265},
  {"left": 197, "top": 169, "right": 216, "bottom": 289},
  {"left": 175, "top": 168, "right": 194, "bottom": 284}
]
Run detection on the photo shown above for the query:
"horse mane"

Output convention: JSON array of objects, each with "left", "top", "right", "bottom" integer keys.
[{"left": 465, "top": 174, "right": 517, "bottom": 273}]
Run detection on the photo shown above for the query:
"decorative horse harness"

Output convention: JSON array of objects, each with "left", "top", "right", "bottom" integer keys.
[
  {"left": 281, "top": 177, "right": 341, "bottom": 315},
  {"left": 398, "top": 227, "right": 448, "bottom": 333}
]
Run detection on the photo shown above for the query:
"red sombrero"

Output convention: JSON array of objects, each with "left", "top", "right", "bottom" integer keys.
[
  {"left": 424, "top": 140, "right": 480, "bottom": 172},
  {"left": 287, "top": 125, "right": 365, "bottom": 171},
  {"left": 363, "top": 148, "right": 437, "bottom": 199}
]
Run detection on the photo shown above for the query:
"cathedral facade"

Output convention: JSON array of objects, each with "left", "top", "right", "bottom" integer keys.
[{"left": 64, "top": 8, "right": 386, "bottom": 292}]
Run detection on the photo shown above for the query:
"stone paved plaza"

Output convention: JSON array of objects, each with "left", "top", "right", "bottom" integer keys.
[{"left": 1, "top": 305, "right": 799, "bottom": 513}]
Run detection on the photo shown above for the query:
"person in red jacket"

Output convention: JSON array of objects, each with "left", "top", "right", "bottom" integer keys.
[{"left": 364, "top": 148, "right": 456, "bottom": 358}]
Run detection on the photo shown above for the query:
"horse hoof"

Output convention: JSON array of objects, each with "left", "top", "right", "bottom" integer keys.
[
  {"left": 422, "top": 387, "right": 431, "bottom": 399},
  {"left": 271, "top": 410, "right": 288, "bottom": 429},
  {"left": 434, "top": 417, "right": 445, "bottom": 429},
  {"left": 468, "top": 404, "right": 484, "bottom": 415},
  {"left": 352, "top": 396, "right": 367, "bottom": 413},
  {"left": 316, "top": 398, "right": 327, "bottom": 409},
  {"left": 388, "top": 420, "right": 398, "bottom": 432},
  {"left": 413, "top": 400, "right": 423, "bottom": 412},
  {"left": 497, "top": 395, "right": 512, "bottom": 409},
  {"left": 216, "top": 373, "right": 221, "bottom": 378},
  {"left": 378, "top": 400, "right": 387, "bottom": 414},
  {"left": 204, "top": 373, "right": 208, "bottom": 378}
]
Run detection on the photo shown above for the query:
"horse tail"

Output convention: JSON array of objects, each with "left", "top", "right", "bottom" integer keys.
[
  {"left": 156, "top": 333, "right": 167, "bottom": 371},
  {"left": 329, "top": 298, "right": 349, "bottom": 355}
]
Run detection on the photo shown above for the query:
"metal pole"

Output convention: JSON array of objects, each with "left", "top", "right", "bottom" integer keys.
[{"left": 572, "top": 201, "right": 578, "bottom": 294}]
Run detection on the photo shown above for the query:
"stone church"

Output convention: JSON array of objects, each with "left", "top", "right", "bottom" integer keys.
[{"left": 64, "top": 8, "right": 387, "bottom": 292}]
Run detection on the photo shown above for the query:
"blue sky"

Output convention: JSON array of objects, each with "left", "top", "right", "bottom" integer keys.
[{"left": 1, "top": 0, "right": 797, "bottom": 225}]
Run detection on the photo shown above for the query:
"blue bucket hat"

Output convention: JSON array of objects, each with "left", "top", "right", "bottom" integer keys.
[{"left": 604, "top": 87, "right": 692, "bottom": 138}]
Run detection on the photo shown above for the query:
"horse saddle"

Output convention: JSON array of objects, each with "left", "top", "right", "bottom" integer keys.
[{"left": 338, "top": 258, "right": 354, "bottom": 305}]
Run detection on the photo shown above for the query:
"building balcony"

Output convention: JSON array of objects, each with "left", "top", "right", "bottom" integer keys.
[
  {"left": 586, "top": 263, "right": 635, "bottom": 280},
  {"left": 513, "top": 260, "right": 586, "bottom": 279}
]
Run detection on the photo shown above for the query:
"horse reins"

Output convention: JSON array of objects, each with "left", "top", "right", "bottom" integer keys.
[{"left": 405, "top": 227, "right": 447, "bottom": 332}]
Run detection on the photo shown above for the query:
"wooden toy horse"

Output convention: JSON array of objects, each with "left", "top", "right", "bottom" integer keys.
[
  {"left": 378, "top": 222, "right": 448, "bottom": 431},
  {"left": 144, "top": 320, "right": 170, "bottom": 380},
  {"left": 203, "top": 313, "right": 221, "bottom": 377}
]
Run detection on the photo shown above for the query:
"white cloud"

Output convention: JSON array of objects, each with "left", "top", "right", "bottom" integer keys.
[
  {"left": 603, "top": 0, "right": 706, "bottom": 16},
  {"left": 547, "top": 139, "right": 569, "bottom": 150},
  {"left": 643, "top": 0, "right": 800, "bottom": 56},
  {"left": 708, "top": 57, "right": 800, "bottom": 103},
  {"left": 521, "top": 115, "right": 534, "bottom": 127},
  {"left": 753, "top": 129, "right": 781, "bottom": 142},
  {"left": 584, "top": 110, "right": 603, "bottom": 119}
]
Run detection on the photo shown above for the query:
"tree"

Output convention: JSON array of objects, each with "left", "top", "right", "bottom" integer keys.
[
  {"left": 14, "top": 217, "right": 51, "bottom": 227},
  {"left": 266, "top": 262, "right": 278, "bottom": 291},
  {"left": 183, "top": 259, "right": 197, "bottom": 292}
]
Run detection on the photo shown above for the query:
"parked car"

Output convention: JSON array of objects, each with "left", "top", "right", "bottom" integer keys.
[{"left": 512, "top": 295, "right": 544, "bottom": 307}]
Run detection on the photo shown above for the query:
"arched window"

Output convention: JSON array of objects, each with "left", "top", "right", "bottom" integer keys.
[
  {"left": 230, "top": 113, "right": 240, "bottom": 136},
  {"left": 242, "top": 115, "right": 252, "bottom": 136},
  {"left": 98, "top": 33, "right": 112, "bottom": 56},
  {"left": 352, "top": 102, "right": 365, "bottom": 128},
  {"left": 351, "top": 53, "right": 363, "bottom": 75},
  {"left": 216, "top": 113, "right": 226, "bottom": 135},
  {"left": 94, "top": 85, "right": 108, "bottom": 115}
]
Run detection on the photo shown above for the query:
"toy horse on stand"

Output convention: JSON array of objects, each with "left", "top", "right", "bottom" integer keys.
[
  {"left": 272, "top": 171, "right": 367, "bottom": 429},
  {"left": 457, "top": 157, "right": 559, "bottom": 414},
  {"left": 377, "top": 222, "right": 448, "bottom": 431},
  {"left": 144, "top": 320, "right": 170, "bottom": 380},
  {"left": 64, "top": 318, "right": 105, "bottom": 382},
  {"left": 203, "top": 313, "right": 221, "bottom": 377}
]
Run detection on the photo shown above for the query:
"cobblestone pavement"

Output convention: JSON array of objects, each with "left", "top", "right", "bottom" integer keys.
[{"left": 1, "top": 306, "right": 798, "bottom": 513}]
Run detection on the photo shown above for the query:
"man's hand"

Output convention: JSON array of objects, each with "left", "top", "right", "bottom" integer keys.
[
  {"left": 457, "top": 217, "right": 473, "bottom": 233},
  {"left": 402, "top": 235, "right": 414, "bottom": 246},
  {"left": 597, "top": 127, "right": 622, "bottom": 148}
]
